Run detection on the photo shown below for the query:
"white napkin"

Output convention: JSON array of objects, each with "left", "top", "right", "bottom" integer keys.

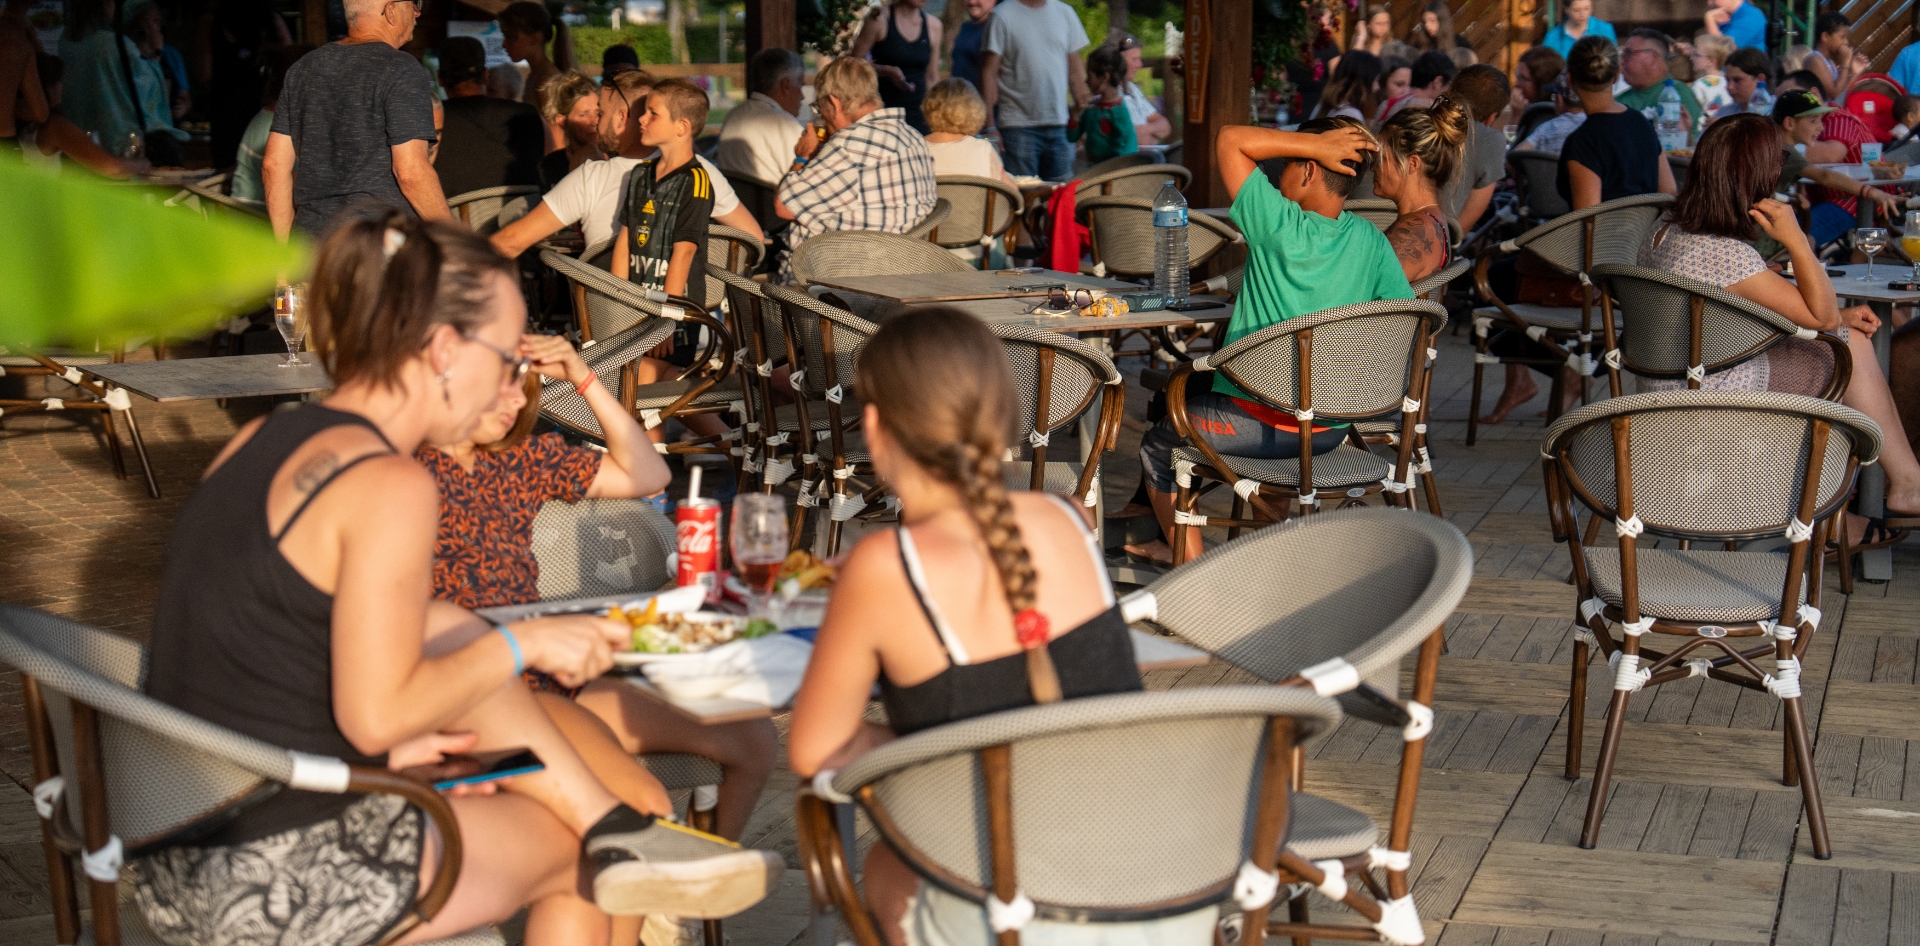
[{"left": 652, "top": 633, "right": 814, "bottom": 709}]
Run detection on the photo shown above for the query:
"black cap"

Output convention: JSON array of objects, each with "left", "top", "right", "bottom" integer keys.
[
  {"left": 439, "top": 36, "right": 488, "bottom": 87},
  {"left": 603, "top": 44, "right": 640, "bottom": 75},
  {"left": 1771, "top": 89, "right": 1836, "bottom": 122}
]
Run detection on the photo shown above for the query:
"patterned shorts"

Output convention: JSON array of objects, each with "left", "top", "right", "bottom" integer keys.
[{"left": 133, "top": 793, "right": 425, "bottom": 946}]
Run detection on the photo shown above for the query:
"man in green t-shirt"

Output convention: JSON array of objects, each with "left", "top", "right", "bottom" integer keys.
[
  {"left": 1617, "top": 29, "right": 1703, "bottom": 142},
  {"left": 1128, "top": 117, "right": 1412, "bottom": 564}
]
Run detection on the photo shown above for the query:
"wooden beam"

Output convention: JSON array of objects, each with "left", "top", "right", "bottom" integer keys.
[
  {"left": 303, "top": 0, "right": 329, "bottom": 45},
  {"left": 1181, "top": 0, "right": 1252, "bottom": 210},
  {"left": 745, "top": 0, "right": 796, "bottom": 58}
]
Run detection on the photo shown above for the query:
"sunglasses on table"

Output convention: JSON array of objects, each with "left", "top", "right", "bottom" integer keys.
[{"left": 1027, "top": 288, "right": 1097, "bottom": 314}]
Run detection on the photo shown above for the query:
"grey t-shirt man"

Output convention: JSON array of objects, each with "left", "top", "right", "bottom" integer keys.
[
  {"left": 271, "top": 41, "right": 437, "bottom": 236},
  {"left": 983, "top": 0, "right": 1089, "bottom": 128},
  {"left": 1442, "top": 121, "right": 1506, "bottom": 219}
]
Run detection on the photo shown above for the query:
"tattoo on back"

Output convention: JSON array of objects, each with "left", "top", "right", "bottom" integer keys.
[{"left": 292, "top": 452, "right": 341, "bottom": 495}]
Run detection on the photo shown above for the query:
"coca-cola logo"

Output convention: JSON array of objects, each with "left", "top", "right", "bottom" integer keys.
[{"left": 677, "top": 520, "right": 717, "bottom": 554}]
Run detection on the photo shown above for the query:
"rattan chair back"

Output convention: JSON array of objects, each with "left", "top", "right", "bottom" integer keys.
[
  {"left": 903, "top": 197, "right": 953, "bottom": 241},
  {"left": 449, "top": 185, "right": 541, "bottom": 235},
  {"left": 543, "top": 248, "right": 677, "bottom": 339},
  {"left": 1509, "top": 192, "right": 1672, "bottom": 276},
  {"left": 1205, "top": 299, "right": 1446, "bottom": 423},
  {"left": 1128, "top": 507, "right": 1470, "bottom": 694},
  {"left": 762, "top": 284, "right": 879, "bottom": 405},
  {"left": 532, "top": 498, "right": 678, "bottom": 598},
  {"left": 788, "top": 230, "right": 973, "bottom": 284},
  {"left": 933, "top": 175, "right": 1024, "bottom": 251},
  {"left": 1592, "top": 264, "right": 1849, "bottom": 397},
  {"left": 821, "top": 687, "right": 1338, "bottom": 924},
  {"left": 1075, "top": 163, "right": 1191, "bottom": 201},
  {"left": 705, "top": 223, "right": 766, "bottom": 303},
  {"left": 1509, "top": 150, "right": 1570, "bottom": 221},
  {"left": 710, "top": 264, "right": 787, "bottom": 444},
  {"left": 1078, "top": 196, "right": 1242, "bottom": 278},
  {"left": 1543, "top": 391, "right": 1877, "bottom": 542},
  {"left": 1410, "top": 259, "right": 1469, "bottom": 300},
  {"left": 1080, "top": 151, "right": 1159, "bottom": 179},
  {"left": 988, "top": 322, "right": 1124, "bottom": 500}
]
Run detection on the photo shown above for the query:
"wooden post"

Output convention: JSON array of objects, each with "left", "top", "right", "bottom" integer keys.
[
  {"left": 1180, "top": 0, "right": 1251, "bottom": 210},
  {"left": 1505, "top": 0, "right": 1540, "bottom": 75},
  {"left": 745, "top": 0, "right": 796, "bottom": 58},
  {"left": 303, "top": 0, "right": 329, "bottom": 45}
]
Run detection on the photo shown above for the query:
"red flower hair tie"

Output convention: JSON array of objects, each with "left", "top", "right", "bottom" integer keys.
[{"left": 1014, "top": 609, "right": 1051, "bottom": 649}]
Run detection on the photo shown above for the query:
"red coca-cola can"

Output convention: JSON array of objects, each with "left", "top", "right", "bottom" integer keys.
[{"left": 675, "top": 498, "right": 721, "bottom": 600}]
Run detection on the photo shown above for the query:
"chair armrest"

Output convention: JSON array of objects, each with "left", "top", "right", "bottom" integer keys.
[
  {"left": 355, "top": 766, "right": 463, "bottom": 946},
  {"left": 794, "top": 789, "right": 887, "bottom": 946}
]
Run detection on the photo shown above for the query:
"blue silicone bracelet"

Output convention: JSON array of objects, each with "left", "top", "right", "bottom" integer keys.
[{"left": 494, "top": 624, "right": 525, "bottom": 677}]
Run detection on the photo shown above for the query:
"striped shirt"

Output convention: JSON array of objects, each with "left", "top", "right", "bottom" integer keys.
[{"left": 776, "top": 107, "right": 938, "bottom": 282}]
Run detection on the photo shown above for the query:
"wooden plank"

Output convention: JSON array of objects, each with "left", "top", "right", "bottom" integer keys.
[
  {"left": 1452, "top": 841, "right": 1785, "bottom": 943},
  {"left": 1456, "top": 576, "right": 1576, "bottom": 619},
  {"left": 1684, "top": 787, "right": 1756, "bottom": 860},
  {"left": 1735, "top": 788, "right": 1803, "bottom": 862},
  {"left": 1839, "top": 597, "right": 1920, "bottom": 638},
  {"left": 1442, "top": 711, "right": 1521, "bottom": 772},
  {"left": 1775, "top": 862, "right": 1841, "bottom": 946},
  {"left": 1437, "top": 923, "right": 1502, "bottom": 946},
  {"left": 1411, "top": 835, "right": 1492, "bottom": 923},
  {"left": 1854, "top": 737, "right": 1908, "bottom": 801},
  {"left": 1492, "top": 924, "right": 1554, "bottom": 945},
  {"left": 1408, "top": 657, "right": 1571, "bottom": 717},
  {"left": 1872, "top": 636, "right": 1918, "bottom": 685},
  {"left": 1792, "top": 795, "right": 1920, "bottom": 871},
  {"left": 1465, "top": 513, "right": 1559, "bottom": 547},
  {"left": 1493, "top": 774, "right": 1575, "bottom": 845},
  {"left": 1485, "top": 714, "right": 1558, "bottom": 775},
  {"left": 1638, "top": 783, "right": 1709, "bottom": 856},
  {"left": 1892, "top": 871, "right": 1920, "bottom": 946},
  {"left": 1591, "top": 780, "right": 1662, "bottom": 851},
  {"left": 1304, "top": 761, "right": 1525, "bottom": 838},
  {"left": 1536, "top": 721, "right": 1801, "bottom": 793},
  {"left": 1834, "top": 869, "right": 1894, "bottom": 946},
  {"left": 1819, "top": 681, "right": 1920, "bottom": 740}
]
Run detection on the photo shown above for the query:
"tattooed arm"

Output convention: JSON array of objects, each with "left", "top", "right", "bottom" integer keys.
[{"left": 1385, "top": 210, "right": 1450, "bottom": 284}]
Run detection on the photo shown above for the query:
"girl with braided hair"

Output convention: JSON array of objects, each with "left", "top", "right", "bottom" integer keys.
[{"left": 789, "top": 307, "right": 1146, "bottom": 945}]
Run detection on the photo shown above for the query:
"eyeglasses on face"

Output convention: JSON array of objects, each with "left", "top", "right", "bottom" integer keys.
[
  {"left": 462, "top": 331, "right": 533, "bottom": 384},
  {"left": 386, "top": 0, "right": 423, "bottom": 12}
]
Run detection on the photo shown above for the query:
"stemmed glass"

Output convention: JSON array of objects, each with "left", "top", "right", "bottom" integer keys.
[
  {"left": 273, "top": 285, "right": 310, "bottom": 367},
  {"left": 730, "top": 493, "right": 789, "bottom": 622},
  {"left": 1903, "top": 211, "right": 1920, "bottom": 287},
  {"left": 1855, "top": 227, "right": 1889, "bottom": 282}
]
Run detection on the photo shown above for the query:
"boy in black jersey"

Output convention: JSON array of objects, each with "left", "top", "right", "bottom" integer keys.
[{"left": 613, "top": 78, "right": 712, "bottom": 308}]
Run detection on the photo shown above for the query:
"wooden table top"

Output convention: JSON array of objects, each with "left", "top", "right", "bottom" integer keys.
[
  {"left": 84, "top": 354, "right": 332, "bottom": 402},
  {"left": 807, "top": 269, "right": 1134, "bottom": 303}
]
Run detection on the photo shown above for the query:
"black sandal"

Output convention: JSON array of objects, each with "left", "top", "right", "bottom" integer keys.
[{"left": 1827, "top": 518, "right": 1912, "bottom": 558}]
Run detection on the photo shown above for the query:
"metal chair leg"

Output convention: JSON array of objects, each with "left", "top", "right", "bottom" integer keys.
[
  {"left": 1577, "top": 670, "right": 1634, "bottom": 849},
  {"left": 1566, "top": 638, "right": 1589, "bottom": 780}
]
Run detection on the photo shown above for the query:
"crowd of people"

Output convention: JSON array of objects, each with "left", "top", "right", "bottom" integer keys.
[{"left": 11, "top": 1, "right": 1920, "bottom": 944}]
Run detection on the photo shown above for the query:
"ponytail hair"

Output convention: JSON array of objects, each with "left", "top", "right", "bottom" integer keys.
[
  {"left": 855, "top": 307, "right": 1063, "bottom": 703},
  {"left": 1377, "top": 94, "right": 1472, "bottom": 189},
  {"left": 310, "top": 207, "right": 515, "bottom": 391}
]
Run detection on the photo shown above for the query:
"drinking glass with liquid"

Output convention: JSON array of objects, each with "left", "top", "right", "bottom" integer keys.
[
  {"left": 730, "top": 493, "right": 789, "bottom": 621},
  {"left": 273, "top": 285, "right": 310, "bottom": 367},
  {"left": 1856, "top": 227, "right": 1889, "bottom": 282},
  {"left": 1904, "top": 211, "right": 1920, "bottom": 286}
]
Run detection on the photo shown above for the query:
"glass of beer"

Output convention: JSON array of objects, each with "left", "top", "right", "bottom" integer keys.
[
  {"left": 1904, "top": 211, "right": 1920, "bottom": 286},
  {"left": 730, "top": 493, "right": 789, "bottom": 621},
  {"left": 273, "top": 285, "right": 310, "bottom": 367}
]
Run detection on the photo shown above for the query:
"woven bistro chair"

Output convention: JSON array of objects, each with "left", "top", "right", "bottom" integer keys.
[
  {"left": 933, "top": 174, "right": 1025, "bottom": 268},
  {"left": 448, "top": 184, "right": 541, "bottom": 235},
  {"left": 903, "top": 197, "right": 953, "bottom": 241},
  {"left": 1079, "top": 151, "right": 1159, "bottom": 179},
  {"left": 788, "top": 229, "right": 973, "bottom": 285},
  {"left": 1163, "top": 299, "right": 1447, "bottom": 564},
  {"left": 1542, "top": 391, "right": 1880, "bottom": 859},
  {"left": 539, "top": 251, "right": 742, "bottom": 460},
  {"left": 1353, "top": 261, "right": 1469, "bottom": 515},
  {"left": 0, "top": 347, "right": 159, "bottom": 497},
  {"left": 711, "top": 264, "right": 791, "bottom": 486},
  {"left": 1508, "top": 150, "right": 1570, "bottom": 224},
  {"left": 1589, "top": 264, "right": 1851, "bottom": 400},
  {"left": 719, "top": 170, "right": 787, "bottom": 240},
  {"left": 1468, "top": 193, "right": 1673, "bottom": 444},
  {"left": 762, "top": 284, "right": 884, "bottom": 552},
  {"left": 989, "top": 322, "right": 1126, "bottom": 509},
  {"left": 0, "top": 604, "right": 503, "bottom": 946},
  {"left": 1122, "top": 506, "right": 1473, "bottom": 946},
  {"left": 1343, "top": 198, "right": 1463, "bottom": 247},
  {"left": 1076, "top": 162, "right": 1191, "bottom": 201},
  {"left": 797, "top": 688, "right": 1346, "bottom": 946},
  {"left": 705, "top": 222, "right": 767, "bottom": 302},
  {"left": 1078, "top": 195, "right": 1244, "bottom": 281}
]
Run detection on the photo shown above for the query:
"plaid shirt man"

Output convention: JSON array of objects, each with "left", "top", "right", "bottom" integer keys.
[{"left": 776, "top": 107, "right": 937, "bottom": 281}]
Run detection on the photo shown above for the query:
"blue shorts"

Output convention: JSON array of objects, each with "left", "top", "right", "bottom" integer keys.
[{"left": 1138, "top": 389, "right": 1348, "bottom": 493}]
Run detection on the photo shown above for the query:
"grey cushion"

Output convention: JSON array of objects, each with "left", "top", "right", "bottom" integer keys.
[
  {"left": 1285, "top": 792, "right": 1380, "bottom": 862},
  {"left": 1584, "top": 549, "right": 1805, "bottom": 625},
  {"left": 1171, "top": 443, "right": 1391, "bottom": 491}
]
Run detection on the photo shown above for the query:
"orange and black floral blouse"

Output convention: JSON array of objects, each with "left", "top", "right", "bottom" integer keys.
[{"left": 418, "top": 432, "right": 602, "bottom": 611}]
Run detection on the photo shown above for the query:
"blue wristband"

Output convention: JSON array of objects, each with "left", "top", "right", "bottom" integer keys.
[{"left": 494, "top": 623, "right": 525, "bottom": 677}]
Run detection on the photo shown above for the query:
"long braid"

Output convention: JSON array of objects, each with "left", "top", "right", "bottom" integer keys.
[{"left": 950, "top": 440, "right": 1062, "bottom": 703}]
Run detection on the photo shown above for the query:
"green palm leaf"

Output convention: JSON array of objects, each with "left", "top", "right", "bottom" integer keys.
[{"left": 0, "top": 161, "right": 307, "bottom": 349}]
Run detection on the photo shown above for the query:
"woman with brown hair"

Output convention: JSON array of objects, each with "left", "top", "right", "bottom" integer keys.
[
  {"left": 138, "top": 209, "right": 779, "bottom": 946},
  {"left": 1313, "top": 48, "right": 1383, "bottom": 122},
  {"left": 1406, "top": 0, "right": 1470, "bottom": 52},
  {"left": 1374, "top": 95, "right": 1472, "bottom": 282},
  {"left": 1636, "top": 112, "right": 1920, "bottom": 542},
  {"left": 1357, "top": 3, "right": 1394, "bottom": 56},
  {"left": 788, "top": 308, "right": 1148, "bottom": 945}
]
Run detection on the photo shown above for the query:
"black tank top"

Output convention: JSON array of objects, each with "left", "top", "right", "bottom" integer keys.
[
  {"left": 871, "top": 6, "right": 932, "bottom": 133},
  {"left": 878, "top": 497, "right": 1143, "bottom": 735},
  {"left": 146, "top": 404, "right": 396, "bottom": 846}
]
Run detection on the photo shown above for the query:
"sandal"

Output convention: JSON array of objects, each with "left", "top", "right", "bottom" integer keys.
[{"left": 1826, "top": 518, "right": 1912, "bottom": 559}]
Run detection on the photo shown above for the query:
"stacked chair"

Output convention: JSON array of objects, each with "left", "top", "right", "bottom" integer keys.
[
  {"left": 1541, "top": 391, "right": 1881, "bottom": 858},
  {"left": 709, "top": 264, "right": 791, "bottom": 494},
  {"left": 1122, "top": 506, "right": 1473, "bottom": 945},
  {"left": 0, "top": 347, "right": 157, "bottom": 497},
  {"left": 1468, "top": 193, "right": 1672, "bottom": 444},
  {"left": 760, "top": 284, "right": 883, "bottom": 553},
  {"left": 1160, "top": 299, "right": 1448, "bottom": 563}
]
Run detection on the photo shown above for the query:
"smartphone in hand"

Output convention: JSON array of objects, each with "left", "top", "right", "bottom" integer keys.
[{"left": 402, "top": 748, "right": 544, "bottom": 791}]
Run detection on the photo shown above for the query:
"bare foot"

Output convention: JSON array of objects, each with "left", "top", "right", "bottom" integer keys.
[
  {"left": 1481, "top": 374, "right": 1539, "bottom": 425},
  {"left": 1122, "top": 540, "right": 1174, "bottom": 565}
]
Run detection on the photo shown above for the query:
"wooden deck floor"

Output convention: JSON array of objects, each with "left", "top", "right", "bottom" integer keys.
[{"left": 0, "top": 325, "right": 1915, "bottom": 946}]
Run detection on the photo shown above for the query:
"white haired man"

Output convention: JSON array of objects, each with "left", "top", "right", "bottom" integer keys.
[{"left": 263, "top": 0, "right": 448, "bottom": 239}]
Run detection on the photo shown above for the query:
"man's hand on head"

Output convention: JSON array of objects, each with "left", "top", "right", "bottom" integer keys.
[{"left": 1314, "top": 126, "right": 1379, "bottom": 176}]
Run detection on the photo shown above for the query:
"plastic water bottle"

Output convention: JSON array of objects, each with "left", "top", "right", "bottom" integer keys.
[
  {"left": 1657, "top": 80, "right": 1685, "bottom": 150},
  {"left": 1153, "top": 180, "right": 1190, "bottom": 304},
  {"left": 1749, "top": 81, "right": 1772, "bottom": 118}
]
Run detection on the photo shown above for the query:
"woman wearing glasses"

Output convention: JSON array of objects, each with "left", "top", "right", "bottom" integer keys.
[{"left": 140, "top": 210, "right": 779, "bottom": 946}]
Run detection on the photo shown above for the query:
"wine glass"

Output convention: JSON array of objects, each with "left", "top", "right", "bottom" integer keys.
[
  {"left": 1856, "top": 227, "right": 1889, "bottom": 281},
  {"left": 1904, "top": 211, "right": 1920, "bottom": 286},
  {"left": 730, "top": 493, "right": 789, "bottom": 622},
  {"left": 273, "top": 285, "right": 310, "bottom": 367},
  {"left": 1502, "top": 124, "right": 1519, "bottom": 145}
]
